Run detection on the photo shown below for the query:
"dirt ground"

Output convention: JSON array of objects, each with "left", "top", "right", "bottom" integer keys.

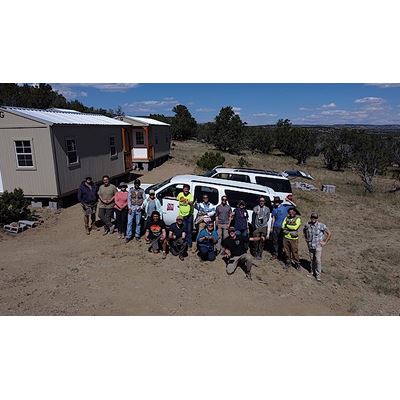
[{"left": 0, "top": 140, "right": 399, "bottom": 315}]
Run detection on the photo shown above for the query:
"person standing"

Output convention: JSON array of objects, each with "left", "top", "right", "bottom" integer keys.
[
  {"left": 126, "top": 179, "right": 145, "bottom": 242},
  {"left": 168, "top": 215, "right": 188, "bottom": 261},
  {"left": 303, "top": 212, "right": 332, "bottom": 282},
  {"left": 271, "top": 196, "right": 288, "bottom": 259},
  {"left": 177, "top": 184, "right": 194, "bottom": 249},
  {"left": 77, "top": 176, "right": 98, "bottom": 235},
  {"left": 215, "top": 195, "right": 232, "bottom": 252},
  {"left": 144, "top": 211, "right": 167, "bottom": 258},
  {"left": 196, "top": 221, "right": 219, "bottom": 261},
  {"left": 252, "top": 196, "right": 270, "bottom": 260},
  {"left": 221, "top": 227, "right": 264, "bottom": 280},
  {"left": 232, "top": 200, "right": 249, "bottom": 239},
  {"left": 114, "top": 182, "right": 129, "bottom": 239},
  {"left": 98, "top": 175, "right": 117, "bottom": 235},
  {"left": 282, "top": 207, "right": 302, "bottom": 270},
  {"left": 142, "top": 189, "right": 162, "bottom": 222},
  {"left": 194, "top": 194, "right": 216, "bottom": 232}
]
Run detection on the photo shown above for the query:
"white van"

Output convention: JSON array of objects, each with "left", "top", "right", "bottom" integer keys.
[
  {"left": 204, "top": 167, "right": 292, "bottom": 201},
  {"left": 131, "top": 175, "right": 275, "bottom": 233}
]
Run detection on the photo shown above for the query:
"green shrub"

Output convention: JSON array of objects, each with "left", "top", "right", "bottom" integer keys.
[
  {"left": 238, "top": 157, "right": 251, "bottom": 168},
  {"left": 0, "top": 188, "right": 31, "bottom": 225},
  {"left": 197, "top": 151, "right": 225, "bottom": 171}
]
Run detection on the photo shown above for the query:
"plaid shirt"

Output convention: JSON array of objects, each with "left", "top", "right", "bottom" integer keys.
[{"left": 304, "top": 221, "right": 327, "bottom": 249}]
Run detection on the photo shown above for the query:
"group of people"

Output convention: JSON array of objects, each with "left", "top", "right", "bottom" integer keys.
[{"left": 78, "top": 176, "right": 332, "bottom": 282}]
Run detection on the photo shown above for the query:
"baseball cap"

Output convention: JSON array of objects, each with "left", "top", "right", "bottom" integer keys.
[
  {"left": 228, "top": 227, "right": 236, "bottom": 233},
  {"left": 310, "top": 212, "right": 318, "bottom": 219},
  {"left": 149, "top": 189, "right": 155, "bottom": 194},
  {"left": 176, "top": 215, "right": 183, "bottom": 221}
]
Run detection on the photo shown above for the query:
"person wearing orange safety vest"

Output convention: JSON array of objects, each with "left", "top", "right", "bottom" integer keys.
[{"left": 282, "top": 207, "right": 302, "bottom": 271}]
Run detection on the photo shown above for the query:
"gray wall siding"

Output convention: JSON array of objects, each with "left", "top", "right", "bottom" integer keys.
[
  {"left": 151, "top": 125, "right": 171, "bottom": 159},
  {"left": 52, "top": 125, "right": 125, "bottom": 195},
  {"left": 0, "top": 126, "right": 59, "bottom": 197},
  {"left": 0, "top": 110, "right": 46, "bottom": 129}
]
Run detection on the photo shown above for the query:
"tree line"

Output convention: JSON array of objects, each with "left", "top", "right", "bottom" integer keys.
[
  {"left": 0, "top": 83, "right": 119, "bottom": 117},
  {"left": 1, "top": 85, "right": 398, "bottom": 193},
  {"left": 160, "top": 105, "right": 399, "bottom": 193}
]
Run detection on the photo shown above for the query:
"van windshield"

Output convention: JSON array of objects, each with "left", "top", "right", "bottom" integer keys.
[
  {"left": 145, "top": 178, "right": 171, "bottom": 194},
  {"left": 203, "top": 168, "right": 217, "bottom": 177}
]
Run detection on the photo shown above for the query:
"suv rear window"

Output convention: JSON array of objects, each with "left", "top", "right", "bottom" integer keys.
[
  {"left": 255, "top": 177, "right": 292, "bottom": 193},
  {"left": 225, "top": 190, "right": 271, "bottom": 210}
]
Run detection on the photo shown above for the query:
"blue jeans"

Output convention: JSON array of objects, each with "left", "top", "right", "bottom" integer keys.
[
  {"left": 126, "top": 208, "right": 142, "bottom": 239},
  {"left": 183, "top": 214, "right": 194, "bottom": 247},
  {"left": 198, "top": 244, "right": 216, "bottom": 261}
]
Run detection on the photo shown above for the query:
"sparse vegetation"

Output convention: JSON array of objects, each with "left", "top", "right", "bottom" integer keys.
[
  {"left": 196, "top": 151, "right": 225, "bottom": 171},
  {"left": 0, "top": 188, "right": 31, "bottom": 225}
]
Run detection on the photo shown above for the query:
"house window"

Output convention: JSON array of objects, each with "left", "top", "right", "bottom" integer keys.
[
  {"left": 65, "top": 138, "right": 79, "bottom": 165},
  {"left": 15, "top": 140, "right": 34, "bottom": 168},
  {"left": 109, "top": 136, "right": 117, "bottom": 158},
  {"left": 136, "top": 131, "right": 144, "bottom": 145}
]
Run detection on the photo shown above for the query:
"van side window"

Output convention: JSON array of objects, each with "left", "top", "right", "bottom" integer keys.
[
  {"left": 159, "top": 184, "right": 184, "bottom": 199},
  {"left": 229, "top": 174, "right": 250, "bottom": 183},
  {"left": 194, "top": 186, "right": 219, "bottom": 204},
  {"left": 255, "top": 177, "right": 292, "bottom": 193},
  {"left": 225, "top": 190, "right": 271, "bottom": 210}
]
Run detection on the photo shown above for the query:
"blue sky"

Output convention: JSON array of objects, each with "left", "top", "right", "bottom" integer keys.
[{"left": 51, "top": 83, "right": 400, "bottom": 125}]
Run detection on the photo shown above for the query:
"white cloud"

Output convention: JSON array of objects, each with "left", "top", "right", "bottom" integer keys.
[
  {"left": 252, "top": 112, "right": 277, "bottom": 117},
  {"left": 321, "top": 102, "right": 336, "bottom": 108},
  {"left": 232, "top": 106, "right": 242, "bottom": 114},
  {"left": 196, "top": 107, "right": 214, "bottom": 112},
  {"left": 52, "top": 85, "right": 88, "bottom": 100},
  {"left": 124, "top": 97, "right": 179, "bottom": 113},
  {"left": 364, "top": 83, "right": 400, "bottom": 88},
  {"left": 299, "top": 107, "right": 311, "bottom": 111},
  {"left": 354, "top": 96, "right": 385, "bottom": 104},
  {"left": 69, "top": 83, "right": 140, "bottom": 92}
]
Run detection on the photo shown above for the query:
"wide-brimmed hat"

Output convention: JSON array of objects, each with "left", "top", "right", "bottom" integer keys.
[
  {"left": 228, "top": 227, "right": 236, "bottom": 233},
  {"left": 118, "top": 182, "right": 128, "bottom": 188},
  {"left": 273, "top": 196, "right": 283, "bottom": 203}
]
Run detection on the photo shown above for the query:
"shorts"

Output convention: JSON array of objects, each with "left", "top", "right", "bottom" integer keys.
[{"left": 81, "top": 203, "right": 97, "bottom": 216}]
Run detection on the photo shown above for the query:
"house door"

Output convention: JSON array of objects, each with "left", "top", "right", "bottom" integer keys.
[
  {"left": 122, "top": 128, "right": 132, "bottom": 170},
  {"left": 148, "top": 144, "right": 155, "bottom": 160}
]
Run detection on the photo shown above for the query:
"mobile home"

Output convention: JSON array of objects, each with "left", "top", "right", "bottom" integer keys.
[
  {"left": 117, "top": 116, "right": 171, "bottom": 171},
  {"left": 0, "top": 106, "right": 131, "bottom": 199}
]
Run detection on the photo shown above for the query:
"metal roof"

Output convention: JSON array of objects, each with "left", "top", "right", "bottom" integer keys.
[
  {"left": 47, "top": 108, "right": 81, "bottom": 113},
  {"left": 123, "top": 116, "right": 170, "bottom": 126},
  {"left": 1, "top": 106, "right": 130, "bottom": 126}
]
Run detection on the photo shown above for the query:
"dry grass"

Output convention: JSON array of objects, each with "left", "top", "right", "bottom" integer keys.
[{"left": 172, "top": 140, "right": 400, "bottom": 313}]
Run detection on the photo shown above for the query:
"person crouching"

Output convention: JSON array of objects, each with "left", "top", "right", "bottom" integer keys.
[
  {"left": 196, "top": 221, "right": 219, "bottom": 261},
  {"left": 144, "top": 211, "right": 167, "bottom": 259},
  {"left": 168, "top": 215, "right": 188, "bottom": 261}
]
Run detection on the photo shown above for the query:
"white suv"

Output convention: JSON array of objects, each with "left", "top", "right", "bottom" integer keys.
[{"left": 204, "top": 167, "right": 292, "bottom": 201}]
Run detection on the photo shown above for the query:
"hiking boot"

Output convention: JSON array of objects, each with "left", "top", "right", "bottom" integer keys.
[
  {"left": 162, "top": 251, "right": 167, "bottom": 259},
  {"left": 179, "top": 254, "right": 185, "bottom": 261},
  {"left": 135, "top": 237, "right": 140, "bottom": 242},
  {"left": 102, "top": 230, "right": 109, "bottom": 236},
  {"left": 316, "top": 277, "right": 322, "bottom": 282},
  {"left": 255, "top": 254, "right": 262, "bottom": 261},
  {"left": 85, "top": 225, "right": 90, "bottom": 235}
]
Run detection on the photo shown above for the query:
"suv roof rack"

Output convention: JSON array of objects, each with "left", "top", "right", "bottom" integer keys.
[{"left": 232, "top": 168, "right": 283, "bottom": 176}]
